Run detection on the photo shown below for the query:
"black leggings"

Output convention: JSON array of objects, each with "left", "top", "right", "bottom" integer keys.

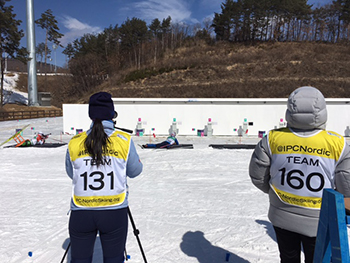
[
  {"left": 69, "top": 208, "right": 128, "bottom": 263},
  {"left": 146, "top": 141, "right": 170, "bottom": 148},
  {"left": 274, "top": 226, "right": 316, "bottom": 263}
]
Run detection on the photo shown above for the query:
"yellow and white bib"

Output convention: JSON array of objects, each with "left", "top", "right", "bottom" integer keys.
[
  {"left": 268, "top": 128, "right": 345, "bottom": 209},
  {"left": 68, "top": 130, "right": 131, "bottom": 208}
]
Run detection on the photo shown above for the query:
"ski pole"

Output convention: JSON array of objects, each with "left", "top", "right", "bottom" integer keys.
[
  {"left": 124, "top": 248, "right": 129, "bottom": 261},
  {"left": 60, "top": 242, "right": 71, "bottom": 263},
  {"left": 127, "top": 207, "right": 148, "bottom": 263}
]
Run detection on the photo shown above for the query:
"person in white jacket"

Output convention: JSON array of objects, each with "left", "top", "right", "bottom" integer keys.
[{"left": 249, "top": 86, "right": 350, "bottom": 263}]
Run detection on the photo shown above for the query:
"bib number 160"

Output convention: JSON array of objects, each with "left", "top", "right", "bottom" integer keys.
[
  {"left": 80, "top": 171, "right": 114, "bottom": 191},
  {"left": 279, "top": 168, "right": 324, "bottom": 192}
]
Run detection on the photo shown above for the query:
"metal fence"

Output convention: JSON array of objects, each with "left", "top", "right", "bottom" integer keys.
[{"left": 0, "top": 110, "right": 62, "bottom": 121}]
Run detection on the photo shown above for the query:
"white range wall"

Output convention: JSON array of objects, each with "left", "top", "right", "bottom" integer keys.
[{"left": 63, "top": 98, "right": 350, "bottom": 137}]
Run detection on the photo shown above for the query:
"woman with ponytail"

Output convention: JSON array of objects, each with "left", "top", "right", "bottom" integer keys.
[{"left": 65, "top": 92, "right": 143, "bottom": 263}]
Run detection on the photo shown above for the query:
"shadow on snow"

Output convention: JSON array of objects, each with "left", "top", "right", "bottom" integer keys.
[
  {"left": 180, "top": 230, "right": 250, "bottom": 263},
  {"left": 255, "top": 219, "right": 277, "bottom": 242},
  {"left": 61, "top": 223, "right": 275, "bottom": 262}
]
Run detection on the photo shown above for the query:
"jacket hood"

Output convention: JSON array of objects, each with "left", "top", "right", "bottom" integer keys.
[{"left": 285, "top": 86, "right": 327, "bottom": 130}]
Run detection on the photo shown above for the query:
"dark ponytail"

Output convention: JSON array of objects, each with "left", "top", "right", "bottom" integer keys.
[{"left": 84, "top": 119, "right": 110, "bottom": 165}]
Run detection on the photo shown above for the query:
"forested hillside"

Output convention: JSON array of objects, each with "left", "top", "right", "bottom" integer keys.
[
  {"left": 14, "top": 41, "right": 350, "bottom": 109},
  {"left": 12, "top": 0, "right": 350, "bottom": 107}
]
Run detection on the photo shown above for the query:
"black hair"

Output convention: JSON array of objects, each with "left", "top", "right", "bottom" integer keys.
[{"left": 84, "top": 119, "right": 110, "bottom": 165}]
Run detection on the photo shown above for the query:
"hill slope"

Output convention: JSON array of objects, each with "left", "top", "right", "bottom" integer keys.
[
  {"left": 102, "top": 42, "right": 350, "bottom": 100},
  {"left": 9, "top": 42, "right": 350, "bottom": 109}
]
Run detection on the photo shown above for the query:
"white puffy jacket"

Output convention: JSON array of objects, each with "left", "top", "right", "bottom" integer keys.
[{"left": 249, "top": 86, "right": 350, "bottom": 237}]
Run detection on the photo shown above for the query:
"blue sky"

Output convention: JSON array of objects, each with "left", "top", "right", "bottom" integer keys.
[{"left": 9, "top": 0, "right": 332, "bottom": 67}]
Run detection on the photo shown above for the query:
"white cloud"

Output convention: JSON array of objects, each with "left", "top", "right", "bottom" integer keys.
[
  {"left": 59, "top": 16, "right": 102, "bottom": 46},
  {"left": 199, "top": 0, "right": 222, "bottom": 11},
  {"left": 129, "top": 0, "right": 192, "bottom": 23}
]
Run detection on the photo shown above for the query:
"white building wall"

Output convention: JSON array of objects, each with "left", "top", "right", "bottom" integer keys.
[{"left": 63, "top": 98, "right": 350, "bottom": 137}]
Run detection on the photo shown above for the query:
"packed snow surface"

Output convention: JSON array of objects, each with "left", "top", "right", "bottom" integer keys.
[
  {"left": 0, "top": 116, "right": 282, "bottom": 263},
  {"left": 0, "top": 73, "right": 315, "bottom": 262}
]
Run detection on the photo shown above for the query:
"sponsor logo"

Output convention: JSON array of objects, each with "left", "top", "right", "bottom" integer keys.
[
  {"left": 78, "top": 149, "right": 119, "bottom": 157},
  {"left": 277, "top": 145, "right": 330, "bottom": 156}
]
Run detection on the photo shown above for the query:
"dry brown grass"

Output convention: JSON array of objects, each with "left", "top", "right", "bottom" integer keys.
[
  {"left": 7, "top": 42, "right": 350, "bottom": 110},
  {"left": 15, "top": 73, "right": 75, "bottom": 107},
  {"left": 105, "top": 42, "right": 350, "bottom": 100}
]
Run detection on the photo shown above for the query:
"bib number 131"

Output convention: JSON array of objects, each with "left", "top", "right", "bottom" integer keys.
[
  {"left": 279, "top": 168, "right": 324, "bottom": 192},
  {"left": 80, "top": 171, "right": 114, "bottom": 191}
]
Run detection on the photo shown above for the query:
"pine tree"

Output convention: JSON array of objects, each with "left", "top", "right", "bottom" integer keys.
[
  {"left": 0, "top": 0, "right": 26, "bottom": 107},
  {"left": 119, "top": 17, "right": 149, "bottom": 69},
  {"left": 149, "top": 18, "right": 161, "bottom": 64},
  {"left": 35, "top": 9, "right": 63, "bottom": 77},
  {"left": 36, "top": 42, "right": 46, "bottom": 71},
  {"left": 212, "top": 0, "right": 236, "bottom": 41}
]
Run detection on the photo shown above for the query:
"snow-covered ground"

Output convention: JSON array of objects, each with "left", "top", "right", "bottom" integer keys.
[
  {"left": 0, "top": 73, "right": 299, "bottom": 263},
  {"left": 0, "top": 115, "right": 285, "bottom": 263},
  {"left": 2, "top": 73, "right": 28, "bottom": 105}
]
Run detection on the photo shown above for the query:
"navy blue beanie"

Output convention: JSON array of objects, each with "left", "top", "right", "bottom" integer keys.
[{"left": 88, "top": 92, "right": 115, "bottom": 120}]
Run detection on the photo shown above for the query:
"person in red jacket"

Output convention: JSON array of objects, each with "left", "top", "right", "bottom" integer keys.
[
  {"left": 18, "top": 132, "right": 49, "bottom": 147},
  {"left": 32, "top": 132, "right": 47, "bottom": 145}
]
